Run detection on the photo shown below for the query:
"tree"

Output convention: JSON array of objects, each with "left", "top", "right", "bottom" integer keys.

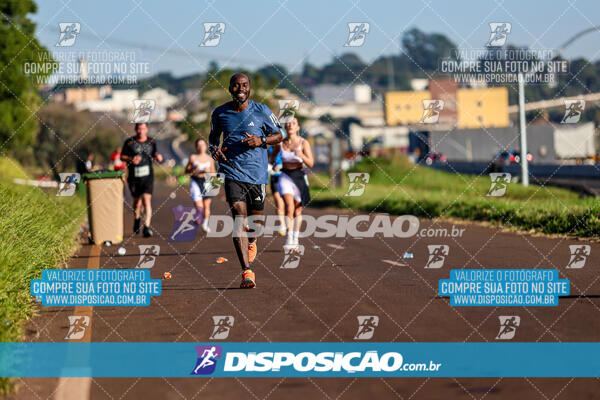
[
  {"left": 0, "top": 0, "right": 54, "bottom": 152},
  {"left": 319, "top": 53, "right": 366, "bottom": 84},
  {"left": 257, "top": 64, "right": 288, "bottom": 82},
  {"left": 35, "top": 104, "right": 123, "bottom": 177},
  {"left": 301, "top": 61, "right": 320, "bottom": 83},
  {"left": 401, "top": 27, "right": 458, "bottom": 73}
]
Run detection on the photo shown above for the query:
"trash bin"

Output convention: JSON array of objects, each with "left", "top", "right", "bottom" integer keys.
[{"left": 83, "top": 170, "right": 125, "bottom": 245}]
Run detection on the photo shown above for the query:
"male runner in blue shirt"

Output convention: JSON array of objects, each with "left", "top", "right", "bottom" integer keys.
[{"left": 209, "top": 73, "right": 285, "bottom": 288}]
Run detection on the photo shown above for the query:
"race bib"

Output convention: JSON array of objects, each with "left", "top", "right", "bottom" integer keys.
[{"left": 134, "top": 165, "right": 150, "bottom": 177}]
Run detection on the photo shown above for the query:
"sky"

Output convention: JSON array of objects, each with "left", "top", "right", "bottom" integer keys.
[{"left": 31, "top": 0, "right": 600, "bottom": 78}]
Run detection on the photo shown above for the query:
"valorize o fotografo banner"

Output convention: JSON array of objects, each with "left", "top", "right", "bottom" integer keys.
[
  {"left": 439, "top": 269, "right": 570, "bottom": 306},
  {"left": 2, "top": 343, "right": 600, "bottom": 377},
  {"left": 30, "top": 269, "right": 161, "bottom": 306}
]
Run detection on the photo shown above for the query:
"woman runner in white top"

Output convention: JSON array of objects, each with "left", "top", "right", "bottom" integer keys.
[
  {"left": 270, "top": 117, "right": 314, "bottom": 247},
  {"left": 185, "top": 139, "right": 216, "bottom": 232}
]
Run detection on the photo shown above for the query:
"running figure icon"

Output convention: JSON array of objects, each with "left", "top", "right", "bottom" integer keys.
[
  {"left": 169, "top": 208, "right": 197, "bottom": 241},
  {"left": 193, "top": 346, "right": 218, "bottom": 373}
]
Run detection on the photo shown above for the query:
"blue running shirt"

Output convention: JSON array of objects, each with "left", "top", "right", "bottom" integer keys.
[{"left": 210, "top": 100, "right": 282, "bottom": 184}]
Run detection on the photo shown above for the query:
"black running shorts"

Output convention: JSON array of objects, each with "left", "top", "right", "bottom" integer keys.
[
  {"left": 127, "top": 175, "right": 154, "bottom": 197},
  {"left": 224, "top": 178, "right": 265, "bottom": 211}
]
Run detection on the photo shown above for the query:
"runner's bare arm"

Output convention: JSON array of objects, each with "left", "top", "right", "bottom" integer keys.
[
  {"left": 242, "top": 130, "right": 283, "bottom": 148},
  {"left": 241, "top": 132, "right": 262, "bottom": 147},
  {"left": 266, "top": 129, "right": 283, "bottom": 145},
  {"left": 185, "top": 155, "right": 195, "bottom": 174},
  {"left": 240, "top": 102, "right": 284, "bottom": 148},
  {"left": 298, "top": 139, "right": 314, "bottom": 168},
  {"left": 208, "top": 112, "right": 228, "bottom": 162},
  {"left": 121, "top": 153, "right": 141, "bottom": 165}
]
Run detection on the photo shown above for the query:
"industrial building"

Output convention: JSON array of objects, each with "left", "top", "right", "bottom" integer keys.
[
  {"left": 384, "top": 79, "right": 509, "bottom": 129},
  {"left": 427, "top": 122, "right": 595, "bottom": 163}
]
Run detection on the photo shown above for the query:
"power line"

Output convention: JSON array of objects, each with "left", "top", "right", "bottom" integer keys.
[{"left": 41, "top": 26, "right": 296, "bottom": 69}]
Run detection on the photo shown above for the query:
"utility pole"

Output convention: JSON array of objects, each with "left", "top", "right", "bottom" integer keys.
[
  {"left": 518, "top": 73, "right": 529, "bottom": 187},
  {"left": 387, "top": 57, "right": 395, "bottom": 91},
  {"left": 329, "top": 137, "right": 344, "bottom": 188}
]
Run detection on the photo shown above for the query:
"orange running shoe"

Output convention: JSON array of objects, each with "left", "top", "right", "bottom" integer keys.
[
  {"left": 240, "top": 269, "right": 256, "bottom": 288},
  {"left": 248, "top": 239, "right": 258, "bottom": 263}
]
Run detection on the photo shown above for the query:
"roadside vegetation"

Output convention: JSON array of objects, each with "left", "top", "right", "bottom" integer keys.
[
  {"left": 310, "top": 156, "right": 600, "bottom": 237},
  {"left": 0, "top": 158, "right": 85, "bottom": 393}
]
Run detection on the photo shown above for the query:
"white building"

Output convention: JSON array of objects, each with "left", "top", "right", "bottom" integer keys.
[
  {"left": 311, "top": 84, "right": 372, "bottom": 105},
  {"left": 74, "top": 89, "right": 139, "bottom": 113},
  {"left": 302, "top": 119, "right": 336, "bottom": 140},
  {"left": 410, "top": 78, "right": 428, "bottom": 91},
  {"left": 306, "top": 102, "right": 384, "bottom": 126},
  {"left": 348, "top": 123, "right": 409, "bottom": 151},
  {"left": 141, "top": 87, "right": 178, "bottom": 108}
]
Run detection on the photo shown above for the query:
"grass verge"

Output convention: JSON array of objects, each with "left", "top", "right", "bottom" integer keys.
[
  {"left": 0, "top": 157, "right": 86, "bottom": 393},
  {"left": 310, "top": 156, "right": 600, "bottom": 237}
]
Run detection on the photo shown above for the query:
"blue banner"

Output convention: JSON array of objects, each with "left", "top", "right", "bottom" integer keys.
[
  {"left": 439, "top": 269, "right": 569, "bottom": 306},
  {"left": 1, "top": 343, "right": 599, "bottom": 377},
  {"left": 30, "top": 269, "right": 161, "bottom": 306}
]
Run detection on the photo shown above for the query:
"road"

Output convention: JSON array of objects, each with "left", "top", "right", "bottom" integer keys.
[{"left": 7, "top": 182, "right": 600, "bottom": 399}]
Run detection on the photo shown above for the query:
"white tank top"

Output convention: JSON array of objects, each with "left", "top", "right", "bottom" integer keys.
[
  {"left": 193, "top": 160, "right": 211, "bottom": 172},
  {"left": 280, "top": 138, "right": 304, "bottom": 163}
]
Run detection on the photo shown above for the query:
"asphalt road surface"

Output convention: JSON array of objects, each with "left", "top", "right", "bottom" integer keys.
[{"left": 7, "top": 182, "right": 600, "bottom": 399}]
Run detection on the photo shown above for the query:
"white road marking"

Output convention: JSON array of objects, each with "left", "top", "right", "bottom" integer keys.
[
  {"left": 382, "top": 259, "right": 408, "bottom": 267},
  {"left": 54, "top": 245, "right": 100, "bottom": 400}
]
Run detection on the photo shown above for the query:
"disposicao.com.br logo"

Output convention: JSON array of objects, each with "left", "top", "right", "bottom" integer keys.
[
  {"left": 193, "top": 349, "right": 442, "bottom": 375},
  {"left": 205, "top": 214, "right": 465, "bottom": 239}
]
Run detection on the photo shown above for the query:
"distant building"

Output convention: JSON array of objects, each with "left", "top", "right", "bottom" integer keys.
[
  {"left": 274, "top": 88, "right": 300, "bottom": 101},
  {"left": 302, "top": 119, "right": 336, "bottom": 140},
  {"left": 307, "top": 102, "right": 384, "bottom": 126},
  {"left": 56, "top": 85, "right": 111, "bottom": 104},
  {"left": 457, "top": 87, "right": 509, "bottom": 129},
  {"left": 429, "top": 78, "right": 458, "bottom": 126},
  {"left": 384, "top": 90, "right": 431, "bottom": 126},
  {"left": 349, "top": 123, "right": 409, "bottom": 152},
  {"left": 385, "top": 80, "right": 509, "bottom": 129},
  {"left": 428, "top": 122, "right": 596, "bottom": 162},
  {"left": 311, "top": 84, "right": 371, "bottom": 105},
  {"left": 410, "top": 78, "right": 429, "bottom": 91},
  {"left": 74, "top": 89, "right": 139, "bottom": 113},
  {"left": 141, "top": 87, "right": 178, "bottom": 108}
]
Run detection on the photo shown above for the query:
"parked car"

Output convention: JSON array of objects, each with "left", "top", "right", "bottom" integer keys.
[
  {"left": 487, "top": 150, "right": 533, "bottom": 173},
  {"left": 424, "top": 152, "right": 447, "bottom": 165}
]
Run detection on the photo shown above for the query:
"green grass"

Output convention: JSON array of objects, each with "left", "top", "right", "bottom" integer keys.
[
  {"left": 0, "top": 158, "right": 85, "bottom": 393},
  {"left": 310, "top": 156, "right": 600, "bottom": 237}
]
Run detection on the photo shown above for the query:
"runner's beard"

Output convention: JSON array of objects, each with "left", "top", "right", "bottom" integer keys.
[{"left": 232, "top": 90, "right": 249, "bottom": 106}]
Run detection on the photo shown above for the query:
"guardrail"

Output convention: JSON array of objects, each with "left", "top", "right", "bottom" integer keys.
[
  {"left": 12, "top": 178, "right": 58, "bottom": 187},
  {"left": 429, "top": 161, "right": 600, "bottom": 179}
]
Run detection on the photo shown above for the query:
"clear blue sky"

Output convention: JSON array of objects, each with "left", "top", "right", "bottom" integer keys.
[{"left": 32, "top": 0, "right": 600, "bottom": 77}]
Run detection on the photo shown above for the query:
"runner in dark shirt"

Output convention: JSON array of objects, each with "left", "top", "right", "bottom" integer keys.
[{"left": 121, "top": 122, "right": 163, "bottom": 237}]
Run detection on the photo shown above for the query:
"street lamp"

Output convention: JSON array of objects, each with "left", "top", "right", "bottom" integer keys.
[
  {"left": 517, "top": 26, "right": 600, "bottom": 186},
  {"left": 518, "top": 73, "right": 528, "bottom": 186}
]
